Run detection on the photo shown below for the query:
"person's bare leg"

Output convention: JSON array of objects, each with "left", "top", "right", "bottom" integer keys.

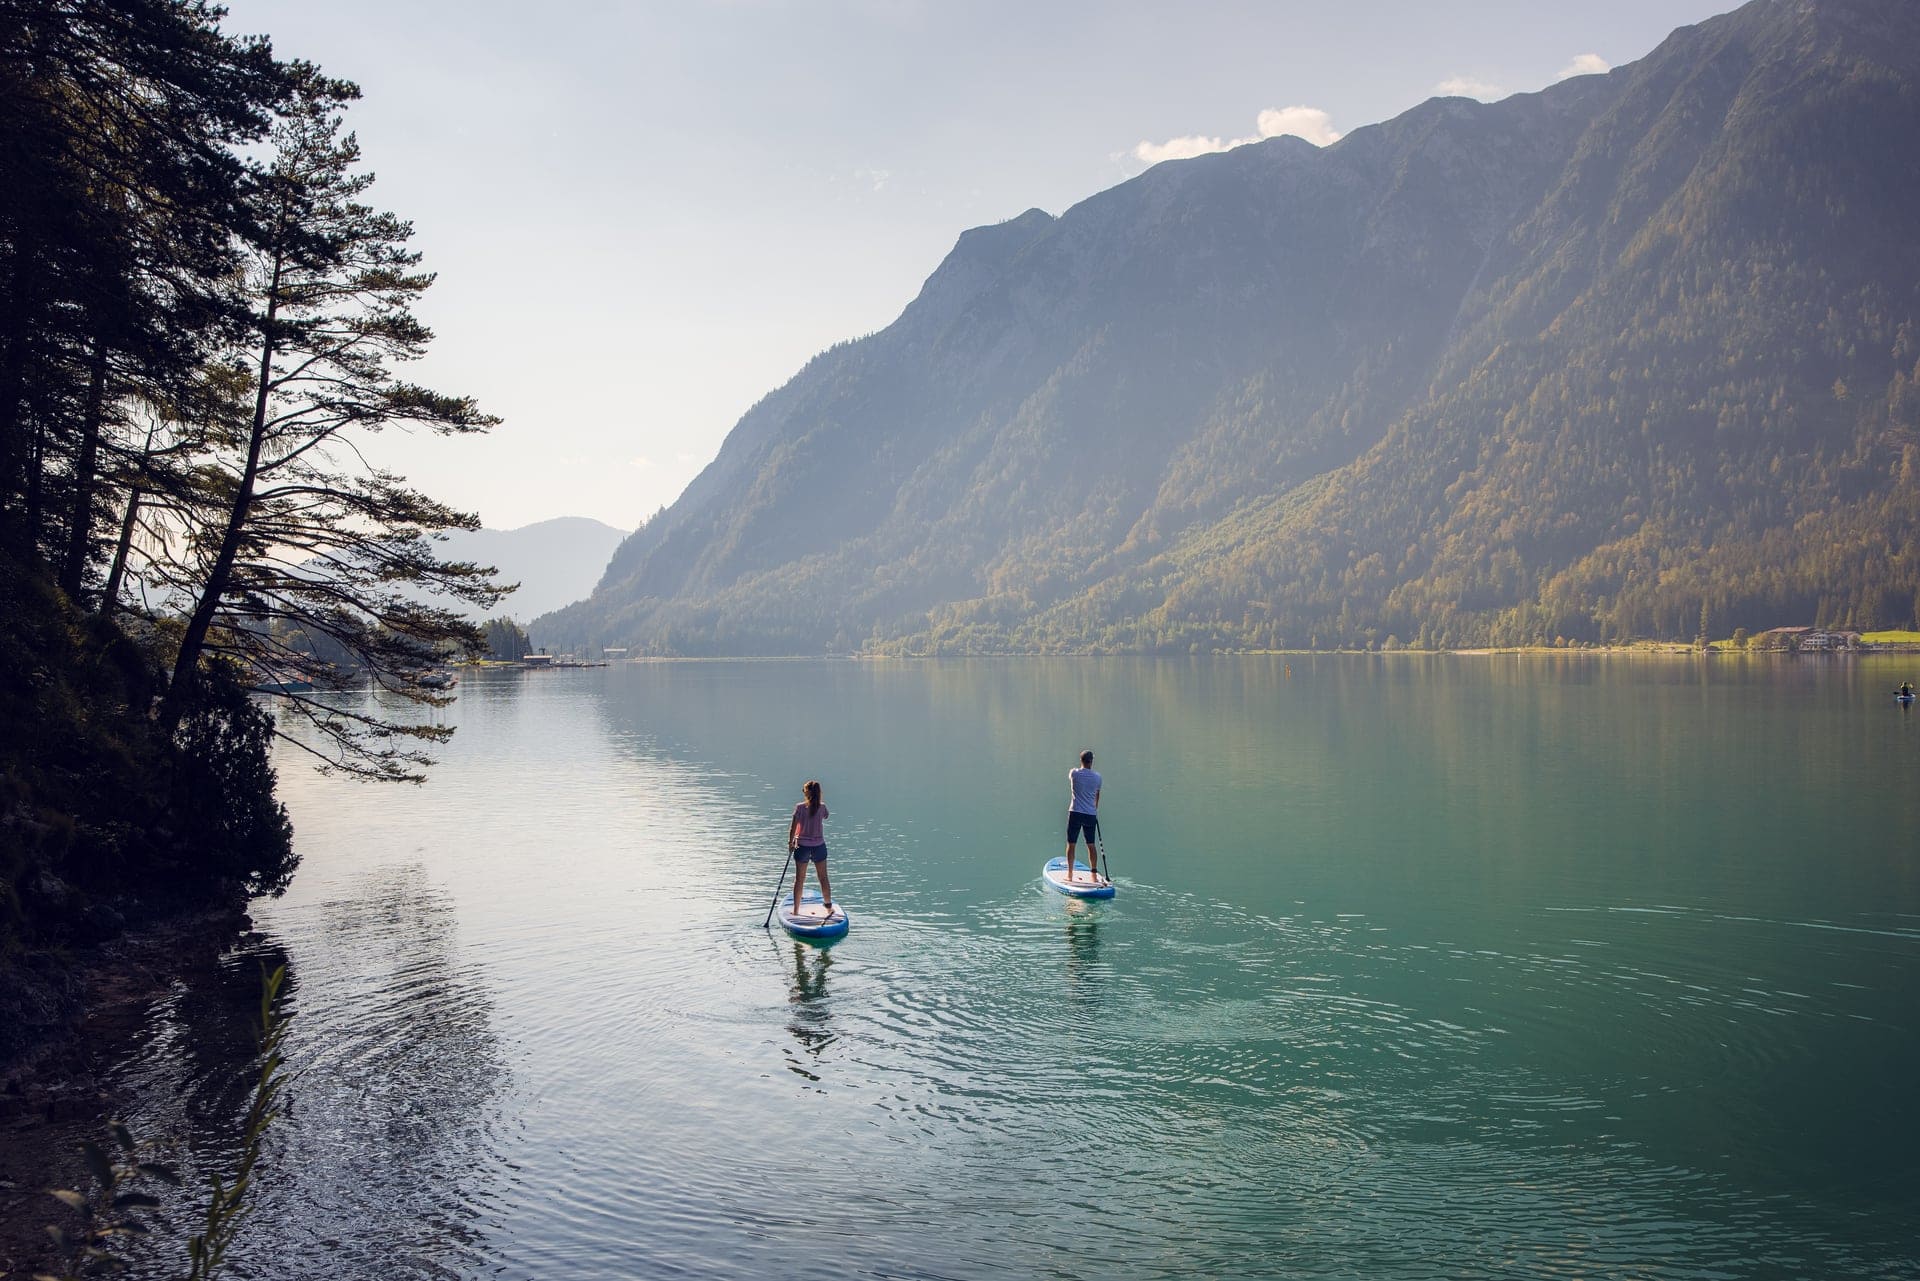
[
  {"left": 1065, "top": 840, "right": 1077, "bottom": 882},
  {"left": 792, "top": 860, "right": 806, "bottom": 913},
  {"left": 818, "top": 863, "right": 833, "bottom": 912}
]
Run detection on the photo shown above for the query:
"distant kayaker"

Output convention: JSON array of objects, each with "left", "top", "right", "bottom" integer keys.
[
  {"left": 788, "top": 780, "right": 832, "bottom": 914},
  {"left": 1901, "top": 680, "right": 1914, "bottom": 699},
  {"left": 1064, "top": 749, "right": 1104, "bottom": 885}
]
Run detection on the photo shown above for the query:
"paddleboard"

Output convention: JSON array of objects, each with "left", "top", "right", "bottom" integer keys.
[
  {"left": 777, "top": 889, "right": 849, "bottom": 941},
  {"left": 1044, "top": 856, "right": 1115, "bottom": 899},
  {"left": 1898, "top": 692, "right": 1915, "bottom": 705}
]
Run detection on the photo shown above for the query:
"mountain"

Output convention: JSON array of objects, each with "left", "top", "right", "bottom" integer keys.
[
  {"left": 541, "top": 0, "right": 1920, "bottom": 655},
  {"left": 444, "top": 518, "right": 627, "bottom": 623}
]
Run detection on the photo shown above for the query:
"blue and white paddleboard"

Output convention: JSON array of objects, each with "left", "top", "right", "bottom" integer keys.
[
  {"left": 777, "top": 889, "right": 849, "bottom": 941},
  {"left": 1044, "top": 856, "right": 1115, "bottom": 899}
]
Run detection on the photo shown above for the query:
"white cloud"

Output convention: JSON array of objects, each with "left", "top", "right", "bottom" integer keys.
[
  {"left": 630, "top": 455, "right": 655, "bottom": 469},
  {"left": 1557, "top": 53, "right": 1611, "bottom": 80},
  {"left": 1254, "top": 106, "right": 1341, "bottom": 147},
  {"left": 1435, "top": 76, "right": 1505, "bottom": 102},
  {"left": 1131, "top": 104, "right": 1341, "bottom": 167},
  {"left": 1133, "top": 133, "right": 1233, "bottom": 164},
  {"left": 1434, "top": 53, "right": 1609, "bottom": 104}
]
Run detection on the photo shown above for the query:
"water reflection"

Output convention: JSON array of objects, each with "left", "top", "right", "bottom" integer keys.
[
  {"left": 260, "top": 866, "right": 509, "bottom": 1279},
  {"left": 104, "top": 865, "right": 513, "bottom": 1281},
  {"left": 83, "top": 656, "right": 1916, "bottom": 1280},
  {"left": 92, "top": 934, "right": 298, "bottom": 1259},
  {"left": 784, "top": 938, "right": 836, "bottom": 1071},
  {"left": 1062, "top": 899, "right": 1101, "bottom": 992}
]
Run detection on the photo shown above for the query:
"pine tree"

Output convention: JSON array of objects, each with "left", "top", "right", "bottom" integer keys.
[
  {"left": 0, "top": 0, "right": 282, "bottom": 583},
  {"left": 160, "top": 74, "right": 504, "bottom": 779}
]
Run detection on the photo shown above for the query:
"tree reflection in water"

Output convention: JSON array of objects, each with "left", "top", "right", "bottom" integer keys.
[{"left": 98, "top": 864, "right": 510, "bottom": 1280}]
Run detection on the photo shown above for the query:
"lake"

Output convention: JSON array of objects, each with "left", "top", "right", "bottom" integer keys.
[{"left": 96, "top": 656, "right": 1919, "bottom": 1279}]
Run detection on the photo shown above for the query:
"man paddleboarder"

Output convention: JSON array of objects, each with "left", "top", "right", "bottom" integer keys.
[{"left": 1064, "top": 749, "right": 1104, "bottom": 885}]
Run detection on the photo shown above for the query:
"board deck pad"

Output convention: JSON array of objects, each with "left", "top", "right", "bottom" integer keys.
[
  {"left": 777, "top": 889, "right": 849, "bottom": 940},
  {"left": 1044, "top": 856, "right": 1116, "bottom": 899}
]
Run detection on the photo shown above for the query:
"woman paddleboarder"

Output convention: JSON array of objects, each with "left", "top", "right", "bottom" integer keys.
[{"left": 788, "top": 779, "right": 833, "bottom": 915}]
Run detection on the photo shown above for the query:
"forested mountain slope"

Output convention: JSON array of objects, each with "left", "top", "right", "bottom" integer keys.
[{"left": 541, "top": 0, "right": 1920, "bottom": 654}]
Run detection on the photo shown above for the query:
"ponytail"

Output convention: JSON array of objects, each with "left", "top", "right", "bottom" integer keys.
[{"left": 804, "top": 779, "right": 822, "bottom": 815}]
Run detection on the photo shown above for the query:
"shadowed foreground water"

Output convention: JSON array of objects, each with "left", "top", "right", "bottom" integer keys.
[{"left": 97, "top": 657, "right": 1920, "bottom": 1279}]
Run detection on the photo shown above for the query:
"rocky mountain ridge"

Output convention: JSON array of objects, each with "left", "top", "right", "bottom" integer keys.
[{"left": 544, "top": 0, "right": 1920, "bottom": 653}]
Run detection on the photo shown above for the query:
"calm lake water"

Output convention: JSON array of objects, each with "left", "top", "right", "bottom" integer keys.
[{"left": 98, "top": 657, "right": 1919, "bottom": 1279}]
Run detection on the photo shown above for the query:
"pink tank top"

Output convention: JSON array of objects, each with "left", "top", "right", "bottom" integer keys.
[{"left": 792, "top": 802, "right": 828, "bottom": 846}]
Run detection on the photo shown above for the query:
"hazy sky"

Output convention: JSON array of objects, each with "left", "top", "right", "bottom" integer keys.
[{"left": 219, "top": 0, "right": 1736, "bottom": 533}]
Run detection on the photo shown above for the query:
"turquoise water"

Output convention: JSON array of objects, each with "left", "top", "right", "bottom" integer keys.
[{"left": 100, "top": 657, "right": 1919, "bottom": 1278}]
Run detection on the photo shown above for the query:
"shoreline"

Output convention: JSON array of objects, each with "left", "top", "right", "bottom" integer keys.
[
  {"left": 0, "top": 906, "right": 250, "bottom": 1280},
  {"left": 516, "top": 627, "right": 1920, "bottom": 662},
  {"left": 567, "top": 644, "right": 1920, "bottom": 661}
]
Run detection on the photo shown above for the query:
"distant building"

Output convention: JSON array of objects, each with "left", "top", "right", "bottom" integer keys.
[
  {"left": 1799, "top": 630, "right": 1861, "bottom": 651},
  {"left": 1751, "top": 626, "right": 1860, "bottom": 652}
]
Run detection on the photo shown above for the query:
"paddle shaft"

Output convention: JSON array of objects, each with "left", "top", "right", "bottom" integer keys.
[
  {"left": 1097, "top": 821, "right": 1113, "bottom": 882},
  {"left": 763, "top": 845, "right": 796, "bottom": 929}
]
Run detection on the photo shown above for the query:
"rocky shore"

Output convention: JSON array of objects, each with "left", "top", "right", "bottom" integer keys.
[{"left": 0, "top": 906, "right": 249, "bottom": 1280}]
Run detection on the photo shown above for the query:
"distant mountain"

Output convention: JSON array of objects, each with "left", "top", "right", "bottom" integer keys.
[
  {"left": 541, "top": 0, "right": 1920, "bottom": 654},
  {"left": 444, "top": 518, "right": 627, "bottom": 624}
]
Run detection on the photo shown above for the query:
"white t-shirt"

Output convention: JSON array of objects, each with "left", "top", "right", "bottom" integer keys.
[{"left": 1069, "top": 767, "right": 1102, "bottom": 815}]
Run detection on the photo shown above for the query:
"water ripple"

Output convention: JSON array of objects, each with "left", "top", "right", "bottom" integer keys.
[{"left": 54, "top": 664, "right": 1920, "bottom": 1280}]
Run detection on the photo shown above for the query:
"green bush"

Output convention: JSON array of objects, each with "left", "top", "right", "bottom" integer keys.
[{"left": 169, "top": 665, "right": 297, "bottom": 899}]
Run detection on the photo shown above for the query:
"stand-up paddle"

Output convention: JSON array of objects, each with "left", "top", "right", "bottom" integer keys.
[
  {"left": 763, "top": 845, "right": 795, "bottom": 929},
  {"left": 1097, "top": 827, "right": 1114, "bottom": 884}
]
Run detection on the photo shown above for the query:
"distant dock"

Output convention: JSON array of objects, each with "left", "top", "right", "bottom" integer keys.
[{"left": 520, "top": 653, "right": 607, "bottom": 669}]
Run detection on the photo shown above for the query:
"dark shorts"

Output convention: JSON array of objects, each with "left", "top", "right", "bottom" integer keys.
[
  {"left": 1066, "top": 811, "right": 1099, "bottom": 843},
  {"left": 795, "top": 843, "right": 828, "bottom": 864}
]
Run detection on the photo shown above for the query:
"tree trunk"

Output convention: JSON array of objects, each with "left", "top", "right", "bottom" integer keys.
[
  {"left": 161, "top": 266, "right": 280, "bottom": 730},
  {"left": 26, "top": 411, "right": 45, "bottom": 554},
  {"left": 101, "top": 485, "right": 142, "bottom": 615},
  {"left": 60, "top": 332, "right": 111, "bottom": 600},
  {"left": 0, "top": 254, "right": 36, "bottom": 532}
]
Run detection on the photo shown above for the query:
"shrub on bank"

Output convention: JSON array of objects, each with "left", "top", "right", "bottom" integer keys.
[{"left": 0, "top": 552, "right": 293, "bottom": 1066}]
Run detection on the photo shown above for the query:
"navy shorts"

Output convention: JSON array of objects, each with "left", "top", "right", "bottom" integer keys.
[
  {"left": 795, "top": 843, "right": 828, "bottom": 864},
  {"left": 1066, "top": 811, "right": 1099, "bottom": 843}
]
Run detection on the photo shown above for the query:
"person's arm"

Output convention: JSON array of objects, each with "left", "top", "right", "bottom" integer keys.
[
  {"left": 1094, "top": 783, "right": 1101, "bottom": 811},
  {"left": 788, "top": 812, "right": 800, "bottom": 850}
]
